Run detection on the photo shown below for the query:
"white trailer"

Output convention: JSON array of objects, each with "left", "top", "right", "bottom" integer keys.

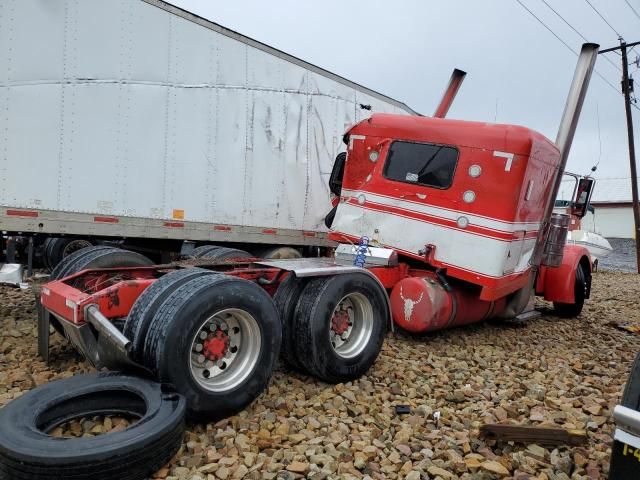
[{"left": 0, "top": 0, "right": 416, "bottom": 264}]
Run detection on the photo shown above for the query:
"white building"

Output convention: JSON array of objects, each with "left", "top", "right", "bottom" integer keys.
[{"left": 582, "top": 177, "right": 639, "bottom": 239}]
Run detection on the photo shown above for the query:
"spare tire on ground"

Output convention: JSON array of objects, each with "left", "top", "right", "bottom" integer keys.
[{"left": 0, "top": 372, "right": 186, "bottom": 480}]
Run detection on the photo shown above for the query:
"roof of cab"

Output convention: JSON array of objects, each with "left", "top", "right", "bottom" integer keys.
[{"left": 352, "top": 114, "right": 557, "bottom": 156}]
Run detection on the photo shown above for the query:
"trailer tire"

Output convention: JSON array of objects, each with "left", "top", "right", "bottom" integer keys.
[
  {"left": 43, "top": 238, "right": 94, "bottom": 272},
  {"left": 197, "top": 247, "right": 253, "bottom": 262},
  {"left": 190, "top": 245, "right": 222, "bottom": 258},
  {"left": 142, "top": 275, "right": 281, "bottom": 420},
  {"left": 124, "top": 268, "right": 218, "bottom": 362},
  {"left": 42, "top": 238, "right": 55, "bottom": 271},
  {"left": 553, "top": 263, "right": 587, "bottom": 318},
  {"left": 294, "top": 273, "right": 388, "bottom": 383},
  {"left": 50, "top": 246, "right": 117, "bottom": 280},
  {"left": 52, "top": 246, "right": 152, "bottom": 281},
  {"left": 273, "top": 273, "right": 309, "bottom": 372},
  {"left": 0, "top": 372, "right": 186, "bottom": 480}
]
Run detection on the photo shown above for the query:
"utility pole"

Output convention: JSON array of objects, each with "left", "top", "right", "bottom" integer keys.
[{"left": 600, "top": 39, "right": 640, "bottom": 273}]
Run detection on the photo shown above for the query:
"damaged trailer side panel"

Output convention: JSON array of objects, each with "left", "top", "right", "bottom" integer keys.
[{"left": 0, "top": 0, "right": 415, "bottom": 246}]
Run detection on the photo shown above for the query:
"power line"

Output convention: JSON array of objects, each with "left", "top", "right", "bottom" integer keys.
[
  {"left": 516, "top": 0, "right": 579, "bottom": 54},
  {"left": 582, "top": 0, "right": 623, "bottom": 38},
  {"left": 514, "top": 0, "right": 640, "bottom": 111},
  {"left": 624, "top": 0, "right": 640, "bottom": 23},
  {"left": 539, "top": 0, "right": 622, "bottom": 73}
]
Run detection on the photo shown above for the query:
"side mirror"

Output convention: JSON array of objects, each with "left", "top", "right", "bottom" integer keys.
[
  {"left": 571, "top": 177, "right": 594, "bottom": 218},
  {"left": 329, "top": 152, "right": 347, "bottom": 196}
]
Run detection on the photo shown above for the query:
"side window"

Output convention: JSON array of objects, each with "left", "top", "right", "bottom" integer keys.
[{"left": 383, "top": 141, "right": 458, "bottom": 189}]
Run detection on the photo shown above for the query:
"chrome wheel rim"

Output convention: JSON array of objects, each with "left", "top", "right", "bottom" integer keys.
[
  {"left": 329, "top": 292, "right": 374, "bottom": 359},
  {"left": 189, "top": 308, "right": 261, "bottom": 392},
  {"left": 62, "top": 239, "right": 93, "bottom": 257}
]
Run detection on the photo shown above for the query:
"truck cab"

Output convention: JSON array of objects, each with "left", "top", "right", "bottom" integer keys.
[{"left": 329, "top": 114, "right": 563, "bottom": 301}]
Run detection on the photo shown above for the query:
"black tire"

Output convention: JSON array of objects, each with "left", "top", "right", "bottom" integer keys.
[
  {"left": 50, "top": 245, "right": 115, "bottom": 280},
  {"left": 273, "top": 273, "right": 309, "bottom": 372},
  {"left": 43, "top": 237, "right": 94, "bottom": 272},
  {"left": 41, "top": 238, "right": 55, "bottom": 271},
  {"left": 553, "top": 263, "right": 587, "bottom": 318},
  {"left": 123, "top": 268, "right": 218, "bottom": 362},
  {"left": 44, "top": 237, "right": 64, "bottom": 272},
  {"left": 198, "top": 246, "right": 252, "bottom": 262},
  {"left": 142, "top": 275, "right": 281, "bottom": 420},
  {"left": 293, "top": 273, "right": 388, "bottom": 383},
  {"left": 52, "top": 247, "right": 153, "bottom": 281},
  {"left": 190, "top": 245, "right": 222, "bottom": 258},
  {"left": 0, "top": 372, "right": 186, "bottom": 480},
  {"left": 622, "top": 353, "right": 640, "bottom": 410}
]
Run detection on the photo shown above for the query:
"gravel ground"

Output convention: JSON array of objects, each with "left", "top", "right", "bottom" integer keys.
[{"left": 1, "top": 271, "right": 640, "bottom": 479}]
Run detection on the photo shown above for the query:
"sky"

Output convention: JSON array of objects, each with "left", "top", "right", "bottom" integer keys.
[{"left": 171, "top": 0, "right": 640, "bottom": 181}]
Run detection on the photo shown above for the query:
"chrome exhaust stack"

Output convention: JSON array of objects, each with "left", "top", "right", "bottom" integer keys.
[
  {"left": 502, "top": 43, "right": 598, "bottom": 318},
  {"left": 531, "top": 42, "right": 599, "bottom": 267},
  {"left": 433, "top": 68, "right": 467, "bottom": 118}
]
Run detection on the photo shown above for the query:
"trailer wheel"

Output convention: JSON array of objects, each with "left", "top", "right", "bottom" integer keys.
[
  {"left": 43, "top": 237, "right": 94, "bottom": 271},
  {"left": 123, "top": 268, "right": 218, "bottom": 362},
  {"left": 553, "top": 263, "right": 587, "bottom": 318},
  {"left": 190, "top": 245, "right": 222, "bottom": 258},
  {"left": 42, "top": 238, "right": 55, "bottom": 271},
  {"left": 0, "top": 372, "right": 185, "bottom": 480},
  {"left": 50, "top": 246, "right": 117, "bottom": 280},
  {"left": 197, "top": 246, "right": 253, "bottom": 262},
  {"left": 142, "top": 275, "right": 281, "bottom": 420},
  {"left": 294, "top": 273, "right": 388, "bottom": 383},
  {"left": 273, "top": 273, "right": 309, "bottom": 372},
  {"left": 52, "top": 246, "right": 152, "bottom": 281}
]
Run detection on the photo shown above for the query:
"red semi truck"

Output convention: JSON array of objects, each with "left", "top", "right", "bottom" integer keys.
[{"left": 38, "top": 44, "right": 599, "bottom": 420}]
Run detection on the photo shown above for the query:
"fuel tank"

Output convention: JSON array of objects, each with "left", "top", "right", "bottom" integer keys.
[{"left": 390, "top": 275, "right": 507, "bottom": 333}]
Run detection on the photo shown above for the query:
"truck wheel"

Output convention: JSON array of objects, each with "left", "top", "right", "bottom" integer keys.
[
  {"left": 190, "top": 245, "right": 222, "bottom": 258},
  {"left": 123, "top": 268, "right": 218, "bottom": 362},
  {"left": 294, "top": 273, "right": 388, "bottom": 383},
  {"left": 553, "top": 263, "right": 587, "bottom": 318},
  {"left": 0, "top": 372, "right": 185, "bottom": 480},
  {"left": 52, "top": 246, "right": 152, "bottom": 281},
  {"left": 198, "top": 246, "right": 252, "bottom": 262},
  {"left": 142, "top": 275, "right": 281, "bottom": 420},
  {"left": 43, "top": 237, "right": 93, "bottom": 271},
  {"left": 273, "top": 273, "right": 309, "bottom": 372}
]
